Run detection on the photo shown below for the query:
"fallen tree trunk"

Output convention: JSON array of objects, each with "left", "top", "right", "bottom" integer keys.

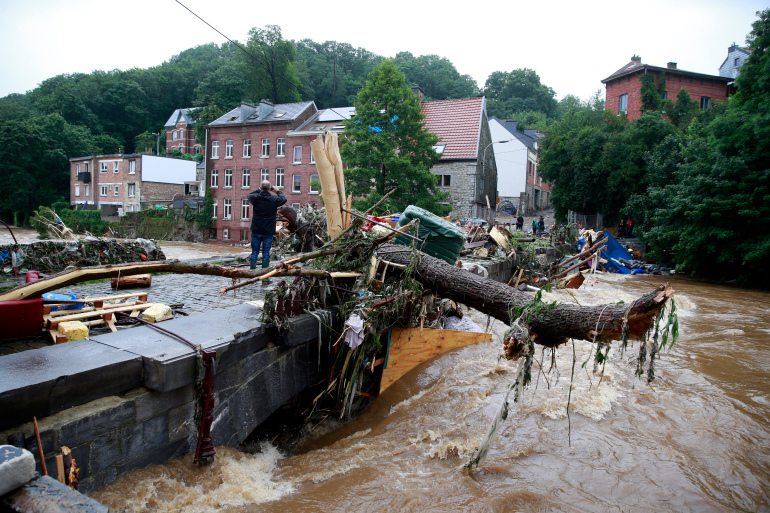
[{"left": 376, "top": 244, "right": 673, "bottom": 347}]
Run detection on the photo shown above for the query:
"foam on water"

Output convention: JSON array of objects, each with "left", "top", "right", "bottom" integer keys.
[{"left": 90, "top": 445, "right": 293, "bottom": 512}]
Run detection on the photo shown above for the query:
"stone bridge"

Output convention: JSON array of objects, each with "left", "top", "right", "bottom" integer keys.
[{"left": 0, "top": 303, "right": 339, "bottom": 494}]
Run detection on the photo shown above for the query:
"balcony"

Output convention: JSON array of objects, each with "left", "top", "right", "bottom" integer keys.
[{"left": 77, "top": 172, "right": 91, "bottom": 183}]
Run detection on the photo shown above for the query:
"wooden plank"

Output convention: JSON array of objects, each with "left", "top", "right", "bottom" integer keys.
[
  {"left": 83, "top": 292, "right": 148, "bottom": 302},
  {"left": 46, "top": 303, "right": 154, "bottom": 326},
  {"left": 379, "top": 327, "right": 492, "bottom": 393}
]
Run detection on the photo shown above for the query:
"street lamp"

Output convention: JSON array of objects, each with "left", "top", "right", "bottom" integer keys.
[
  {"left": 478, "top": 139, "right": 512, "bottom": 224},
  {"left": 151, "top": 132, "right": 160, "bottom": 156}
]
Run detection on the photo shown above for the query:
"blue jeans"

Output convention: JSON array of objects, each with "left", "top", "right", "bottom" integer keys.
[{"left": 250, "top": 233, "right": 273, "bottom": 266}]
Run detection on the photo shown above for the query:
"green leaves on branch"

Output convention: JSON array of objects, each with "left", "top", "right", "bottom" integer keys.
[{"left": 340, "top": 60, "right": 448, "bottom": 216}]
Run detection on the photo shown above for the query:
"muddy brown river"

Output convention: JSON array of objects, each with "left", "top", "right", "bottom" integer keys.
[{"left": 92, "top": 274, "right": 769, "bottom": 512}]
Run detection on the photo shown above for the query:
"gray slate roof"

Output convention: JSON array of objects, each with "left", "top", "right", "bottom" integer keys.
[
  {"left": 164, "top": 108, "right": 196, "bottom": 128},
  {"left": 289, "top": 107, "right": 354, "bottom": 135},
  {"left": 490, "top": 116, "right": 540, "bottom": 149},
  {"left": 208, "top": 101, "right": 316, "bottom": 126}
]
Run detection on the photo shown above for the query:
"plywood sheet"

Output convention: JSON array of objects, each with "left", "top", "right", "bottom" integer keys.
[{"left": 380, "top": 327, "right": 492, "bottom": 393}]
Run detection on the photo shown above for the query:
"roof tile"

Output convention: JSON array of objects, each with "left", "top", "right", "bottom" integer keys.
[{"left": 421, "top": 97, "right": 484, "bottom": 160}]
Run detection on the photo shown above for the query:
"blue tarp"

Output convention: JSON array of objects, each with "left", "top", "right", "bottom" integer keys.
[{"left": 600, "top": 233, "right": 633, "bottom": 274}]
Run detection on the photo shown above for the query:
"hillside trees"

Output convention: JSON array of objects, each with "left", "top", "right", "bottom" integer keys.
[
  {"left": 393, "top": 52, "right": 479, "bottom": 100},
  {"left": 240, "top": 25, "right": 301, "bottom": 105},
  {"left": 484, "top": 68, "right": 558, "bottom": 122},
  {"left": 294, "top": 40, "right": 382, "bottom": 107},
  {"left": 340, "top": 60, "right": 447, "bottom": 214}
]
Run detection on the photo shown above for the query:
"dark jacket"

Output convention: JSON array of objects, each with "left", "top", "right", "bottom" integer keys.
[{"left": 248, "top": 189, "right": 287, "bottom": 236}]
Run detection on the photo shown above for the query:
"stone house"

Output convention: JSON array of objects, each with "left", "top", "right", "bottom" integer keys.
[
  {"left": 204, "top": 100, "right": 319, "bottom": 243},
  {"left": 69, "top": 154, "right": 197, "bottom": 217},
  {"left": 164, "top": 108, "right": 201, "bottom": 156},
  {"left": 602, "top": 55, "right": 732, "bottom": 121},
  {"left": 488, "top": 117, "right": 551, "bottom": 215},
  {"left": 420, "top": 95, "right": 497, "bottom": 220}
]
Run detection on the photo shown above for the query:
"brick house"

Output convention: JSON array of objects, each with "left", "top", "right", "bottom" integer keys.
[
  {"left": 205, "top": 100, "right": 319, "bottom": 243},
  {"left": 420, "top": 95, "right": 497, "bottom": 220},
  {"left": 69, "top": 154, "right": 196, "bottom": 217},
  {"left": 602, "top": 56, "right": 732, "bottom": 121},
  {"left": 488, "top": 117, "right": 551, "bottom": 215},
  {"left": 164, "top": 108, "right": 202, "bottom": 156}
]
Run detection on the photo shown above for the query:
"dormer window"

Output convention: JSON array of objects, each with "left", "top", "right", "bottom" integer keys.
[{"left": 432, "top": 144, "right": 446, "bottom": 154}]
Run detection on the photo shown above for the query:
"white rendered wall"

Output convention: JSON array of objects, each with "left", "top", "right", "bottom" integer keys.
[
  {"left": 489, "top": 119, "right": 527, "bottom": 198},
  {"left": 141, "top": 155, "right": 196, "bottom": 184}
]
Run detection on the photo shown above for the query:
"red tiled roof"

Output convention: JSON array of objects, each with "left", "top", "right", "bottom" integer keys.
[{"left": 421, "top": 97, "right": 484, "bottom": 160}]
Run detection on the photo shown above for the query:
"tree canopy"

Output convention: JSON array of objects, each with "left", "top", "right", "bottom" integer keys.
[{"left": 340, "top": 60, "right": 447, "bottom": 214}]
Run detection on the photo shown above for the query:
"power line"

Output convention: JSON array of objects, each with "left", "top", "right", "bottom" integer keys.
[{"left": 174, "top": 0, "right": 349, "bottom": 120}]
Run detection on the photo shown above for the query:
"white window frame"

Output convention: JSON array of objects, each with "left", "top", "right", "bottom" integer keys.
[
  {"left": 292, "top": 174, "right": 301, "bottom": 193},
  {"left": 100, "top": 162, "right": 107, "bottom": 174},
  {"left": 172, "top": 130, "right": 178, "bottom": 141},
  {"left": 128, "top": 183, "right": 135, "bottom": 197},
  {"left": 211, "top": 169, "right": 219, "bottom": 188},
  {"left": 261, "top": 168, "right": 269, "bottom": 183},
  {"left": 211, "top": 141, "right": 220, "bottom": 159},
  {"left": 113, "top": 162, "right": 119, "bottom": 174},
  {"left": 114, "top": 184, "right": 119, "bottom": 197},
  {"left": 277, "top": 138, "right": 286, "bottom": 157},
  {"left": 309, "top": 174, "right": 320, "bottom": 194},
  {"left": 85, "top": 184, "right": 90, "bottom": 197},
  {"left": 261, "top": 138, "right": 270, "bottom": 157},
  {"left": 84, "top": 162, "right": 89, "bottom": 173},
  {"left": 242, "top": 169, "right": 250, "bottom": 188},
  {"left": 291, "top": 202, "right": 301, "bottom": 209},
  {"left": 76, "top": 163, "right": 80, "bottom": 173},
  {"left": 310, "top": 149, "right": 315, "bottom": 164},
  {"left": 129, "top": 160, "right": 136, "bottom": 174},
  {"left": 224, "top": 169, "right": 233, "bottom": 188},
  {"left": 275, "top": 168, "right": 284, "bottom": 188},
  {"left": 212, "top": 200, "right": 218, "bottom": 219},
  {"left": 75, "top": 184, "right": 80, "bottom": 197},
  {"left": 225, "top": 140, "right": 233, "bottom": 159},
  {"left": 100, "top": 185, "right": 107, "bottom": 196},
  {"left": 241, "top": 199, "right": 249, "bottom": 220},
  {"left": 222, "top": 228, "right": 229, "bottom": 241},
  {"left": 293, "top": 146, "right": 302, "bottom": 164},
  {"left": 618, "top": 93, "right": 628, "bottom": 114},
  {"left": 223, "top": 198, "right": 232, "bottom": 220},
  {"left": 243, "top": 139, "right": 251, "bottom": 158},
  {"left": 180, "top": 129, "right": 184, "bottom": 140}
]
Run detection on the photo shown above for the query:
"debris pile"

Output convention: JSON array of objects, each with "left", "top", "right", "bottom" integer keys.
[{"left": 0, "top": 238, "right": 165, "bottom": 274}]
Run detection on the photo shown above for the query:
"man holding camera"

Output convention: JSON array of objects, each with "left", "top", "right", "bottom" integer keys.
[{"left": 247, "top": 180, "right": 287, "bottom": 271}]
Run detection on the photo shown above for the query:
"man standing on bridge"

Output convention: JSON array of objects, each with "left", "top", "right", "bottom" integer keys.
[{"left": 248, "top": 180, "right": 286, "bottom": 272}]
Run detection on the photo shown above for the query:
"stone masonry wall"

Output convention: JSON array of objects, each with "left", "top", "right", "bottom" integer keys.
[{"left": 0, "top": 304, "right": 337, "bottom": 493}]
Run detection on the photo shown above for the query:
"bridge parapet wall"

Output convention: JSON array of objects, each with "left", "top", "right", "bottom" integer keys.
[{"left": 0, "top": 304, "right": 337, "bottom": 493}]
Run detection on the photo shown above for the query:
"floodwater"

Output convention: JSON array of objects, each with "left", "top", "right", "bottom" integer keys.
[
  {"left": 92, "top": 274, "right": 770, "bottom": 512},
  {"left": 0, "top": 226, "right": 248, "bottom": 261}
]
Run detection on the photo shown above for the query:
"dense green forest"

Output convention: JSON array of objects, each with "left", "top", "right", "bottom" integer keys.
[
  {"left": 539, "top": 9, "right": 770, "bottom": 287},
  {"left": 0, "top": 24, "right": 571, "bottom": 225}
]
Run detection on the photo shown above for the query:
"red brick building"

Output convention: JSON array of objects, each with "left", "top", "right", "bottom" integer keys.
[
  {"left": 602, "top": 56, "right": 732, "bottom": 121},
  {"left": 205, "top": 100, "right": 328, "bottom": 243},
  {"left": 164, "top": 109, "right": 201, "bottom": 156},
  {"left": 69, "top": 154, "right": 196, "bottom": 217}
]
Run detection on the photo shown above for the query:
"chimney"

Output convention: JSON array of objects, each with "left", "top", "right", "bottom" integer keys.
[
  {"left": 257, "top": 100, "right": 275, "bottom": 119},
  {"left": 631, "top": 55, "right": 641, "bottom": 64},
  {"left": 667, "top": 62, "right": 677, "bottom": 69},
  {"left": 411, "top": 86, "right": 425, "bottom": 103},
  {"left": 240, "top": 102, "right": 257, "bottom": 121}
]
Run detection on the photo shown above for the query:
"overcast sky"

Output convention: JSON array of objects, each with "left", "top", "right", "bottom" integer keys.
[{"left": 0, "top": 0, "right": 765, "bottom": 102}]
